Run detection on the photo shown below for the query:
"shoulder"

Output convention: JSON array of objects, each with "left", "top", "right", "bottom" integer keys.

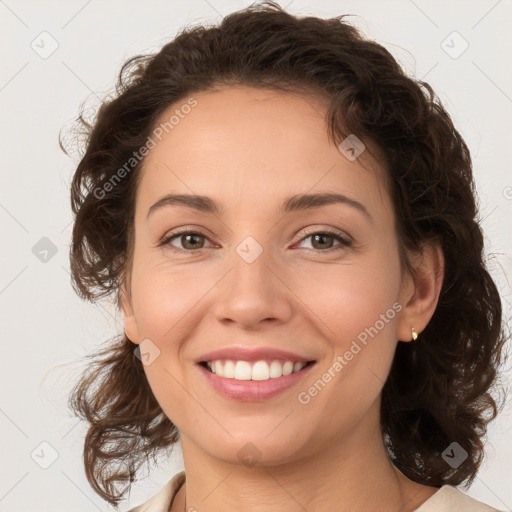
[
  {"left": 413, "top": 485, "right": 504, "bottom": 512},
  {"left": 126, "top": 470, "right": 186, "bottom": 512}
]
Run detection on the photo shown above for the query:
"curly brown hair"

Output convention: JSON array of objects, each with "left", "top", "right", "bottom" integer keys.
[{"left": 63, "top": 1, "right": 508, "bottom": 507}]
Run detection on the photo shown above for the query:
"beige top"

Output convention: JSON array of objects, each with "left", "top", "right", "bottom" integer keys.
[{"left": 127, "top": 470, "right": 503, "bottom": 512}]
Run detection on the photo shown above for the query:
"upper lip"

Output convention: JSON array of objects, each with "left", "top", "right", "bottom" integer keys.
[{"left": 196, "top": 346, "right": 316, "bottom": 364}]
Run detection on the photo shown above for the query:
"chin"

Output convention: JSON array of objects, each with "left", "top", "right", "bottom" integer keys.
[{"left": 199, "top": 429, "right": 311, "bottom": 468}]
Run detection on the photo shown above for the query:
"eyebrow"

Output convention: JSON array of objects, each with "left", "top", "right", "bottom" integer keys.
[{"left": 146, "top": 192, "right": 372, "bottom": 222}]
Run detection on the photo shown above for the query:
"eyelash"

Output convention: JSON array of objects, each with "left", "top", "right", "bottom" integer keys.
[{"left": 159, "top": 228, "right": 352, "bottom": 254}]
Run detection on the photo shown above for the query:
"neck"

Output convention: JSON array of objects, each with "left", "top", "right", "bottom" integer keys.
[{"left": 173, "top": 408, "right": 437, "bottom": 512}]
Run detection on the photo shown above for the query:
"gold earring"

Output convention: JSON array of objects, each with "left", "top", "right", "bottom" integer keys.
[{"left": 411, "top": 327, "right": 418, "bottom": 341}]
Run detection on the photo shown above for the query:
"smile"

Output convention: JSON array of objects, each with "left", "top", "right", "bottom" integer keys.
[
  {"left": 202, "top": 359, "right": 314, "bottom": 381},
  {"left": 198, "top": 359, "right": 317, "bottom": 401}
]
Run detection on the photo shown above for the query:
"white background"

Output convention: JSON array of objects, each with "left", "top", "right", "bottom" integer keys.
[{"left": 1, "top": 1, "right": 511, "bottom": 510}]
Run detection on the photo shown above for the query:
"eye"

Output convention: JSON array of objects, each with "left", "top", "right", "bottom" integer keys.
[
  {"left": 295, "top": 229, "right": 352, "bottom": 252},
  {"left": 159, "top": 228, "right": 352, "bottom": 253},
  {"left": 160, "top": 230, "right": 213, "bottom": 251}
]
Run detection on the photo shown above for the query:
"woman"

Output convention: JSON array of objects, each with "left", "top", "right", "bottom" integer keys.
[{"left": 65, "top": 2, "right": 508, "bottom": 511}]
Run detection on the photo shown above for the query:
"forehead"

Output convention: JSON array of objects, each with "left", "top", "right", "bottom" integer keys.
[{"left": 136, "top": 85, "right": 391, "bottom": 217}]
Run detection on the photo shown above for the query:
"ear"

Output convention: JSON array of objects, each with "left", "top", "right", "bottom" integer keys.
[
  {"left": 397, "top": 242, "right": 444, "bottom": 342},
  {"left": 120, "top": 279, "right": 141, "bottom": 345}
]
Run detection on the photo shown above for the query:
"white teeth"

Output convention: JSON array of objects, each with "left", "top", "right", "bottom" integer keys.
[
  {"left": 223, "top": 360, "right": 236, "bottom": 378},
  {"left": 252, "top": 361, "right": 270, "bottom": 381},
  {"left": 269, "top": 360, "right": 283, "bottom": 378},
  {"left": 234, "top": 361, "right": 252, "bottom": 380},
  {"left": 293, "top": 362, "right": 306, "bottom": 373},
  {"left": 282, "top": 361, "right": 294, "bottom": 376},
  {"left": 205, "top": 359, "right": 310, "bottom": 381}
]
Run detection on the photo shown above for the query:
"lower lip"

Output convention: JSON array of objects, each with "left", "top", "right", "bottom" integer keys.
[{"left": 198, "top": 362, "right": 316, "bottom": 401}]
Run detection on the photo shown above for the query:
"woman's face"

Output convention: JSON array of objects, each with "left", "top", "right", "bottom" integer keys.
[{"left": 122, "top": 85, "right": 418, "bottom": 466}]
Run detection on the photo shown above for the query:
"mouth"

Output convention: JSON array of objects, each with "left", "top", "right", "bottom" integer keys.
[
  {"left": 197, "top": 358, "right": 317, "bottom": 401},
  {"left": 199, "top": 359, "right": 316, "bottom": 381}
]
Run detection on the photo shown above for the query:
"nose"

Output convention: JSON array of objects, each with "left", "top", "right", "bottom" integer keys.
[{"left": 212, "top": 242, "right": 293, "bottom": 330}]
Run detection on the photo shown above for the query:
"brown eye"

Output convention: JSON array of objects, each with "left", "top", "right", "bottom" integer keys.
[
  {"left": 297, "top": 230, "right": 352, "bottom": 252},
  {"left": 179, "top": 233, "right": 206, "bottom": 250},
  {"left": 161, "top": 230, "right": 211, "bottom": 251},
  {"left": 310, "top": 233, "right": 335, "bottom": 250}
]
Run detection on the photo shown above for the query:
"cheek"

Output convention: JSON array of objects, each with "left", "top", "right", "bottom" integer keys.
[
  {"left": 290, "top": 253, "right": 401, "bottom": 348},
  {"left": 292, "top": 258, "right": 401, "bottom": 425},
  {"left": 130, "top": 260, "right": 215, "bottom": 340},
  {"left": 131, "top": 263, "right": 205, "bottom": 423}
]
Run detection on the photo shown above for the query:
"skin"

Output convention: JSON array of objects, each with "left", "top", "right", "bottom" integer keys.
[{"left": 121, "top": 85, "right": 445, "bottom": 512}]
